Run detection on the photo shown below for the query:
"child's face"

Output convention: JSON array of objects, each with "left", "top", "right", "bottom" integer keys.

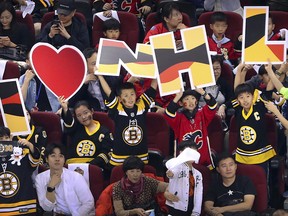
[
  {"left": 237, "top": 92, "right": 253, "bottom": 111},
  {"left": 180, "top": 95, "right": 198, "bottom": 111},
  {"left": 210, "top": 21, "right": 228, "bottom": 39},
  {"left": 75, "top": 105, "right": 94, "bottom": 126},
  {"left": 87, "top": 52, "right": 97, "bottom": 74},
  {"left": 164, "top": 9, "right": 183, "bottom": 29},
  {"left": 119, "top": 89, "right": 136, "bottom": 108},
  {"left": 268, "top": 17, "right": 275, "bottom": 36},
  {"left": 0, "top": 135, "right": 11, "bottom": 141},
  {"left": 104, "top": 29, "right": 120, "bottom": 40}
]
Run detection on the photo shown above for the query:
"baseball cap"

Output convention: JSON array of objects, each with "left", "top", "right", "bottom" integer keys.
[
  {"left": 57, "top": 0, "right": 76, "bottom": 16},
  {"left": 180, "top": 89, "right": 201, "bottom": 101}
]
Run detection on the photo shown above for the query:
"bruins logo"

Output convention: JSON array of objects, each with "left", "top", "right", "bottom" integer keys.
[
  {"left": 240, "top": 126, "right": 256, "bottom": 145},
  {"left": 0, "top": 171, "right": 20, "bottom": 198},
  {"left": 76, "top": 140, "right": 96, "bottom": 156},
  {"left": 122, "top": 125, "right": 143, "bottom": 146}
]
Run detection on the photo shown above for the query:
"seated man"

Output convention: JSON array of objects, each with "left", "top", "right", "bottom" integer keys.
[
  {"left": 204, "top": 153, "right": 256, "bottom": 216},
  {"left": 37, "top": 0, "right": 90, "bottom": 51}
]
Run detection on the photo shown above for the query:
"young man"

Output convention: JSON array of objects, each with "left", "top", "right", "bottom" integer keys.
[
  {"left": 164, "top": 88, "right": 217, "bottom": 169},
  {"left": 204, "top": 153, "right": 256, "bottom": 216},
  {"left": 165, "top": 140, "right": 203, "bottom": 216},
  {"left": 0, "top": 126, "right": 41, "bottom": 215},
  {"left": 98, "top": 75, "right": 157, "bottom": 166}
]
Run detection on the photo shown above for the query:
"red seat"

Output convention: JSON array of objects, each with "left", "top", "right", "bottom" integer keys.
[
  {"left": 269, "top": 11, "right": 288, "bottom": 34},
  {"left": 0, "top": 61, "right": 20, "bottom": 79},
  {"left": 110, "top": 164, "right": 157, "bottom": 184},
  {"left": 15, "top": 11, "right": 35, "bottom": 44},
  {"left": 198, "top": 11, "right": 243, "bottom": 43},
  {"left": 41, "top": 11, "right": 87, "bottom": 31},
  {"left": 92, "top": 11, "right": 139, "bottom": 50},
  {"left": 207, "top": 115, "right": 225, "bottom": 155},
  {"left": 93, "top": 111, "right": 115, "bottom": 133},
  {"left": 221, "top": 62, "right": 234, "bottom": 89},
  {"left": 236, "top": 164, "right": 268, "bottom": 212},
  {"left": 145, "top": 11, "right": 191, "bottom": 34},
  {"left": 30, "top": 112, "right": 63, "bottom": 145}
]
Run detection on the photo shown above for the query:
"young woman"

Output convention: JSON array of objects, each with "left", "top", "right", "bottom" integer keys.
[
  {"left": 0, "top": 1, "right": 34, "bottom": 61},
  {"left": 59, "top": 97, "right": 114, "bottom": 170}
]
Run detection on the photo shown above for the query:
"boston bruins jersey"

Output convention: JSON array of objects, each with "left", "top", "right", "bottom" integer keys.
[
  {"left": 232, "top": 90, "right": 276, "bottom": 164},
  {"left": 63, "top": 110, "right": 114, "bottom": 168},
  {"left": 14, "top": 125, "right": 47, "bottom": 164},
  {"left": 105, "top": 87, "right": 156, "bottom": 166},
  {"left": 0, "top": 145, "right": 40, "bottom": 215}
]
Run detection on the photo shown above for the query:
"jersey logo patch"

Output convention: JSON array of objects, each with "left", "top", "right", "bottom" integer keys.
[
  {"left": 240, "top": 126, "right": 256, "bottom": 145},
  {"left": 122, "top": 119, "right": 143, "bottom": 146},
  {"left": 0, "top": 171, "right": 20, "bottom": 198},
  {"left": 182, "top": 130, "right": 203, "bottom": 149},
  {"left": 76, "top": 140, "right": 96, "bottom": 156}
]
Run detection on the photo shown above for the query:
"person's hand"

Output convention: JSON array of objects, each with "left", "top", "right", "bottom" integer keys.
[
  {"left": 195, "top": 87, "right": 205, "bottom": 96},
  {"left": 279, "top": 61, "right": 288, "bottom": 74},
  {"left": 58, "top": 22, "right": 71, "bottom": 39},
  {"left": 175, "top": 40, "right": 183, "bottom": 50},
  {"left": 139, "top": 6, "right": 151, "bottom": 15},
  {"left": 103, "top": 10, "right": 112, "bottom": 17},
  {"left": 85, "top": 73, "right": 97, "bottom": 84},
  {"left": 238, "top": 34, "right": 243, "bottom": 42},
  {"left": 166, "top": 169, "right": 174, "bottom": 178},
  {"left": 173, "top": 89, "right": 183, "bottom": 102},
  {"left": 58, "top": 96, "right": 68, "bottom": 113},
  {"left": 242, "top": 64, "right": 252, "bottom": 72},
  {"left": 103, "top": 2, "right": 112, "bottom": 10},
  {"left": 49, "top": 24, "right": 60, "bottom": 38},
  {"left": 18, "top": 139, "right": 34, "bottom": 152},
  {"left": 24, "top": 69, "right": 35, "bottom": 82},
  {"left": 264, "top": 60, "right": 274, "bottom": 75},
  {"left": 1, "top": 36, "right": 13, "bottom": 47},
  {"left": 177, "top": 23, "right": 187, "bottom": 30},
  {"left": 265, "top": 101, "right": 280, "bottom": 115},
  {"left": 133, "top": 208, "right": 147, "bottom": 216},
  {"left": 211, "top": 207, "right": 224, "bottom": 214},
  {"left": 127, "top": 76, "right": 141, "bottom": 83},
  {"left": 217, "top": 104, "right": 226, "bottom": 119},
  {"left": 154, "top": 105, "right": 165, "bottom": 114},
  {"left": 164, "top": 191, "right": 179, "bottom": 202},
  {"left": 49, "top": 170, "right": 62, "bottom": 188}
]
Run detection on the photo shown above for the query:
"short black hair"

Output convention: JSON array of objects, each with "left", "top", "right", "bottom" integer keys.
[
  {"left": 211, "top": 54, "right": 224, "bottom": 67},
  {"left": 103, "top": 18, "right": 121, "bottom": 32},
  {"left": 234, "top": 83, "right": 254, "bottom": 98},
  {"left": 159, "top": 2, "right": 181, "bottom": 24},
  {"left": 122, "top": 156, "right": 144, "bottom": 173},
  {"left": 44, "top": 143, "right": 66, "bottom": 159},
  {"left": 180, "top": 89, "right": 201, "bottom": 102},
  {"left": 74, "top": 100, "right": 93, "bottom": 112},
  {"left": 215, "top": 152, "right": 235, "bottom": 167},
  {"left": 116, "top": 82, "right": 135, "bottom": 96},
  {"left": 0, "top": 126, "right": 10, "bottom": 138},
  {"left": 258, "top": 64, "right": 276, "bottom": 76},
  {"left": 83, "top": 47, "right": 97, "bottom": 60},
  {"left": 210, "top": 11, "right": 228, "bottom": 24},
  {"left": 178, "top": 140, "right": 198, "bottom": 151}
]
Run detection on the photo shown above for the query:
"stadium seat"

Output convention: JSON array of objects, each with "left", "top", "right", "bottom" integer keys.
[
  {"left": 145, "top": 11, "right": 191, "bottom": 34},
  {"left": 15, "top": 11, "right": 35, "bottom": 44},
  {"left": 30, "top": 111, "right": 63, "bottom": 145},
  {"left": 221, "top": 62, "right": 234, "bottom": 89},
  {"left": 198, "top": 11, "right": 243, "bottom": 43},
  {"left": 41, "top": 11, "right": 87, "bottom": 31},
  {"left": 236, "top": 164, "right": 268, "bottom": 213},
  {"left": 0, "top": 60, "right": 20, "bottom": 80},
  {"left": 92, "top": 11, "right": 139, "bottom": 50},
  {"left": 207, "top": 115, "right": 225, "bottom": 155},
  {"left": 93, "top": 111, "right": 115, "bottom": 133}
]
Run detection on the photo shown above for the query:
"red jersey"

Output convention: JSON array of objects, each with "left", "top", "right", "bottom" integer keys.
[{"left": 164, "top": 101, "right": 217, "bottom": 169}]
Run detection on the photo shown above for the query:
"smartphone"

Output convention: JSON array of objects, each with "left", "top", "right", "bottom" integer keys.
[{"left": 52, "top": 20, "right": 61, "bottom": 27}]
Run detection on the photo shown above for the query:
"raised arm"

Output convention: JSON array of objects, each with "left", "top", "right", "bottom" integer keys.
[
  {"left": 98, "top": 75, "right": 112, "bottom": 97},
  {"left": 234, "top": 64, "right": 252, "bottom": 90},
  {"left": 265, "top": 62, "right": 285, "bottom": 93},
  {"left": 265, "top": 101, "right": 288, "bottom": 130}
]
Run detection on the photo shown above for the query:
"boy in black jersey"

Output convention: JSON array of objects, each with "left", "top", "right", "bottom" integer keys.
[{"left": 98, "top": 75, "right": 157, "bottom": 166}]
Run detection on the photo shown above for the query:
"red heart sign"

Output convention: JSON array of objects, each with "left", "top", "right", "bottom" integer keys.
[{"left": 30, "top": 43, "right": 87, "bottom": 100}]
